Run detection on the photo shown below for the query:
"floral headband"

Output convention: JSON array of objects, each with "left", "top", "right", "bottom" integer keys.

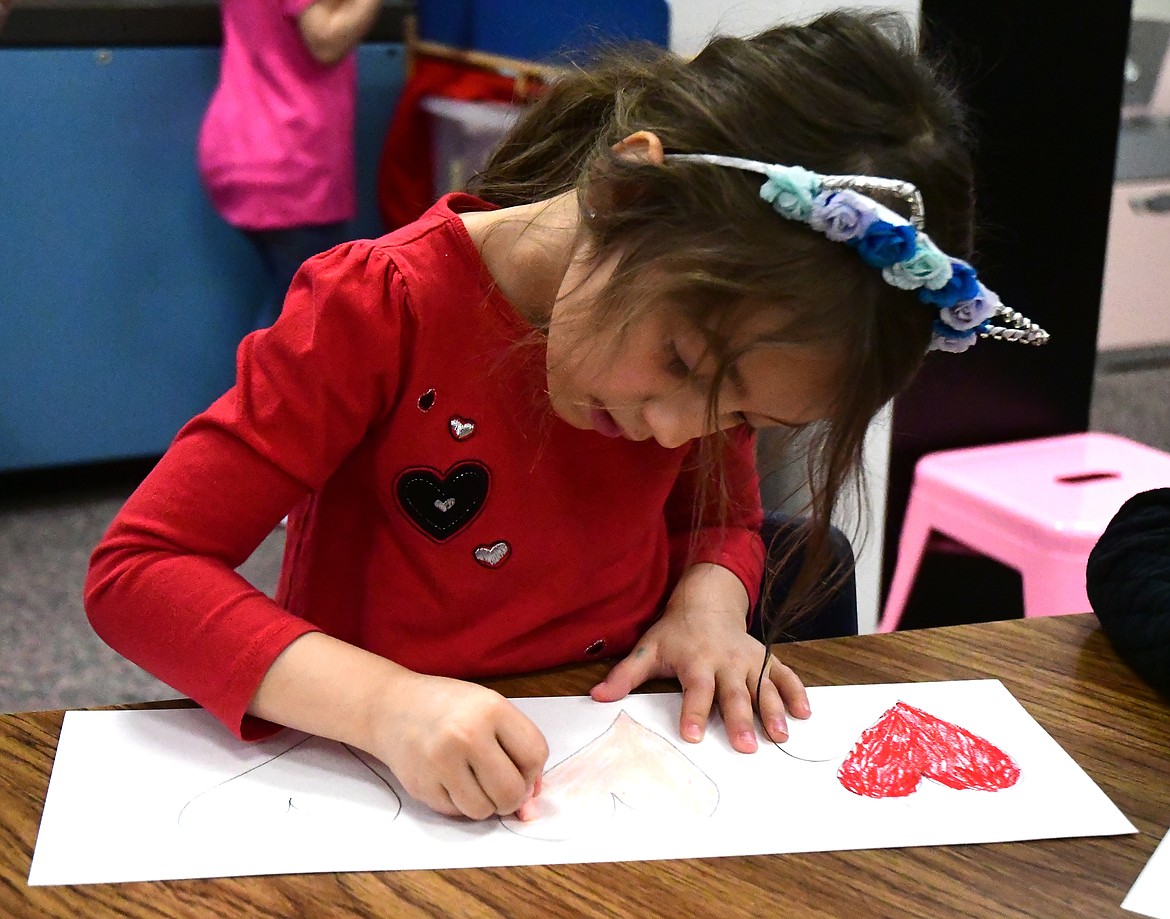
[{"left": 664, "top": 153, "right": 1049, "bottom": 353}]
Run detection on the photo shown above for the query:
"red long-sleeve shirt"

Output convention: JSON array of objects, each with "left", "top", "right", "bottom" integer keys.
[{"left": 85, "top": 194, "right": 765, "bottom": 739}]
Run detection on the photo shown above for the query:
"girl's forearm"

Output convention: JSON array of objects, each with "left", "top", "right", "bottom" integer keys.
[
  {"left": 297, "top": 0, "right": 384, "bottom": 65},
  {"left": 247, "top": 631, "right": 412, "bottom": 751}
]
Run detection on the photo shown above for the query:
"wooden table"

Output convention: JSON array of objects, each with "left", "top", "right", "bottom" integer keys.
[{"left": 2, "top": 614, "right": 1167, "bottom": 918}]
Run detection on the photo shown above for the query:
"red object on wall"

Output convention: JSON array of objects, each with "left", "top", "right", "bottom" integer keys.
[{"left": 377, "top": 56, "right": 545, "bottom": 230}]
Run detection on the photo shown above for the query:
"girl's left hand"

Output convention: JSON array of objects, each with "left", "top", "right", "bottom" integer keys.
[{"left": 589, "top": 563, "right": 810, "bottom": 753}]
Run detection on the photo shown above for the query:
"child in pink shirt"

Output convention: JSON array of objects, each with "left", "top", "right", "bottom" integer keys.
[{"left": 198, "top": 0, "right": 383, "bottom": 325}]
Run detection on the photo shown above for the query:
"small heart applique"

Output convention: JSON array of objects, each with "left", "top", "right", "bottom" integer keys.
[
  {"left": 474, "top": 540, "right": 510, "bottom": 568},
  {"left": 449, "top": 417, "right": 476, "bottom": 440},
  {"left": 837, "top": 701, "right": 1020, "bottom": 798},
  {"left": 396, "top": 462, "right": 489, "bottom": 541}
]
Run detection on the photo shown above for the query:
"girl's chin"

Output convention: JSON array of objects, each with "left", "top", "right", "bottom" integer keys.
[{"left": 548, "top": 395, "right": 591, "bottom": 431}]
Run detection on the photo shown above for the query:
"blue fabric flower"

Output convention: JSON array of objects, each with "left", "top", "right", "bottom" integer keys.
[
  {"left": 759, "top": 165, "right": 820, "bottom": 221},
  {"left": 918, "top": 259, "right": 980, "bottom": 307},
  {"left": 882, "top": 234, "right": 954, "bottom": 290},
  {"left": 938, "top": 281, "right": 1000, "bottom": 332},
  {"left": 850, "top": 221, "right": 918, "bottom": 268},
  {"left": 928, "top": 319, "right": 981, "bottom": 353},
  {"left": 808, "top": 190, "right": 878, "bottom": 242}
]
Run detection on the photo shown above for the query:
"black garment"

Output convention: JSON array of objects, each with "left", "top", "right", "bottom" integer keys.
[
  {"left": 1086, "top": 487, "right": 1170, "bottom": 700},
  {"left": 754, "top": 511, "right": 858, "bottom": 644}
]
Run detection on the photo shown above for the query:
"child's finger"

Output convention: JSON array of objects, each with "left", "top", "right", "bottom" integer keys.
[
  {"left": 496, "top": 708, "right": 550, "bottom": 792},
  {"left": 589, "top": 645, "right": 657, "bottom": 703},
  {"left": 472, "top": 743, "right": 534, "bottom": 815},
  {"left": 716, "top": 679, "right": 758, "bottom": 753},
  {"left": 512, "top": 774, "right": 544, "bottom": 821},
  {"left": 677, "top": 674, "right": 716, "bottom": 743},
  {"left": 755, "top": 676, "right": 789, "bottom": 743},
  {"left": 769, "top": 657, "right": 811, "bottom": 719},
  {"left": 443, "top": 765, "right": 499, "bottom": 820},
  {"left": 423, "top": 784, "right": 463, "bottom": 818}
]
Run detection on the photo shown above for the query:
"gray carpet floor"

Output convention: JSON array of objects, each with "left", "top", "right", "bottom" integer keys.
[
  {"left": 1, "top": 354, "right": 1166, "bottom": 714},
  {"left": 1090, "top": 353, "right": 1170, "bottom": 454},
  {"left": 0, "top": 470, "right": 286, "bottom": 714}
]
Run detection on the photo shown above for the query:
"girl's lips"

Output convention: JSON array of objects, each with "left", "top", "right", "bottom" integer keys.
[{"left": 589, "top": 404, "right": 625, "bottom": 438}]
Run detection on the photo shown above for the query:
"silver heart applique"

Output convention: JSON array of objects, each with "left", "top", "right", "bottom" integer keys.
[
  {"left": 449, "top": 417, "right": 476, "bottom": 440},
  {"left": 434, "top": 498, "right": 456, "bottom": 512},
  {"left": 474, "top": 541, "right": 510, "bottom": 568}
]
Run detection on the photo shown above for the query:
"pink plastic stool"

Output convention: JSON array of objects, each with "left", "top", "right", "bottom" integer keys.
[{"left": 878, "top": 432, "right": 1170, "bottom": 632}]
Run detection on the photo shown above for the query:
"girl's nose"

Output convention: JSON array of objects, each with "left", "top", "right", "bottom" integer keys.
[{"left": 642, "top": 399, "right": 703, "bottom": 450}]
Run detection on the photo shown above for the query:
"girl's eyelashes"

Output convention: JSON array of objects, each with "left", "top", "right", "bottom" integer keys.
[{"left": 666, "top": 341, "right": 693, "bottom": 379}]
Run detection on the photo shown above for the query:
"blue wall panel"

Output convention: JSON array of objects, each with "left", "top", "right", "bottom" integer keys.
[{"left": 0, "top": 43, "right": 404, "bottom": 471}]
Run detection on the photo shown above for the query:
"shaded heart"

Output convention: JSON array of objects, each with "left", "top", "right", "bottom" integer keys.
[
  {"left": 837, "top": 701, "right": 1020, "bottom": 798},
  {"left": 177, "top": 735, "right": 401, "bottom": 835},
  {"left": 501, "top": 711, "right": 718, "bottom": 841},
  {"left": 474, "top": 540, "right": 510, "bottom": 568},
  {"left": 396, "top": 462, "right": 489, "bottom": 541}
]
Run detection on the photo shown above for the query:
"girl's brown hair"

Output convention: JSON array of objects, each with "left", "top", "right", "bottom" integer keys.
[{"left": 468, "top": 9, "right": 974, "bottom": 639}]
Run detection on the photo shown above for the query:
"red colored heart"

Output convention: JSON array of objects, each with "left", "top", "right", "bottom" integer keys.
[{"left": 837, "top": 701, "right": 1020, "bottom": 798}]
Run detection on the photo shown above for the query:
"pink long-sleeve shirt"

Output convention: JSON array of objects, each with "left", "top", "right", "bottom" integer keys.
[{"left": 197, "top": 0, "right": 357, "bottom": 229}]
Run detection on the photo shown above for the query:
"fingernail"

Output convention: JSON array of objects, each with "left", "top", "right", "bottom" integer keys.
[
  {"left": 533, "top": 775, "right": 543, "bottom": 796},
  {"left": 682, "top": 722, "right": 702, "bottom": 742},
  {"left": 768, "top": 720, "right": 789, "bottom": 741},
  {"left": 738, "top": 730, "right": 758, "bottom": 750}
]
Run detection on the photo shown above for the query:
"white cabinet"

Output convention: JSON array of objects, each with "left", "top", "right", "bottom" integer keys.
[{"left": 1099, "top": 178, "right": 1170, "bottom": 350}]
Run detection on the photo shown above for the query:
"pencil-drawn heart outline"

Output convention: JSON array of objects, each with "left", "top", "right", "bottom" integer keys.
[
  {"left": 177, "top": 735, "right": 402, "bottom": 833},
  {"left": 837, "top": 701, "right": 1020, "bottom": 798}
]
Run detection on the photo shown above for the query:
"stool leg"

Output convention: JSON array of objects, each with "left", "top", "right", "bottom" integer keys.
[
  {"left": 1021, "top": 560, "right": 1094, "bottom": 618},
  {"left": 878, "top": 492, "right": 933, "bottom": 633}
]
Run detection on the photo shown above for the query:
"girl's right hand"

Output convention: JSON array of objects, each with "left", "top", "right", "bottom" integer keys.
[
  {"left": 364, "top": 673, "right": 549, "bottom": 820},
  {"left": 247, "top": 633, "right": 547, "bottom": 821}
]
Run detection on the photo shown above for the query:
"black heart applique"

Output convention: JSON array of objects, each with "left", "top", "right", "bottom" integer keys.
[{"left": 395, "top": 462, "right": 489, "bottom": 541}]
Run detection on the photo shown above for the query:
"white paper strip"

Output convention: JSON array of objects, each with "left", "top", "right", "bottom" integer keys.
[
  {"left": 1124, "top": 829, "right": 1170, "bottom": 918},
  {"left": 28, "top": 680, "right": 1136, "bottom": 886}
]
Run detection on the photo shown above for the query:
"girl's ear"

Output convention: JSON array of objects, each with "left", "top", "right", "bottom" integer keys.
[{"left": 611, "top": 131, "right": 665, "bottom": 165}]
